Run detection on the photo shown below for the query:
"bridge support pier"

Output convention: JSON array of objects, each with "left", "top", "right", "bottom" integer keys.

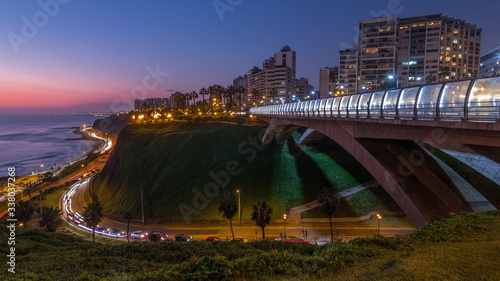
[{"left": 260, "top": 117, "right": 496, "bottom": 228}]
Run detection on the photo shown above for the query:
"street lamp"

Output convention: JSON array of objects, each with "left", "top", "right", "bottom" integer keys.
[
  {"left": 236, "top": 189, "right": 241, "bottom": 225},
  {"left": 387, "top": 75, "right": 399, "bottom": 88},
  {"left": 376, "top": 213, "right": 382, "bottom": 235},
  {"left": 283, "top": 214, "right": 287, "bottom": 240},
  {"left": 339, "top": 85, "right": 348, "bottom": 95}
]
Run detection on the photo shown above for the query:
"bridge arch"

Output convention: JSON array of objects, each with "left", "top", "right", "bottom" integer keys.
[{"left": 260, "top": 116, "right": 495, "bottom": 228}]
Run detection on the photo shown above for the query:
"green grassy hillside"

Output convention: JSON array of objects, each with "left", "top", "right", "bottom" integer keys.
[
  {"left": 1, "top": 211, "right": 499, "bottom": 280},
  {"left": 93, "top": 121, "right": 394, "bottom": 222}
]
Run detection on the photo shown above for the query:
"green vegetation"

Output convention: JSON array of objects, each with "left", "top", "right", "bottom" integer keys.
[
  {"left": 93, "top": 122, "right": 398, "bottom": 222},
  {"left": 82, "top": 201, "right": 104, "bottom": 242},
  {"left": 218, "top": 192, "right": 238, "bottom": 239},
  {"left": 1, "top": 211, "right": 499, "bottom": 280},
  {"left": 251, "top": 201, "right": 273, "bottom": 240}
]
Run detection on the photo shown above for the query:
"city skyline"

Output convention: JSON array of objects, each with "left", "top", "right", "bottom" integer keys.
[{"left": 2, "top": 0, "right": 500, "bottom": 114}]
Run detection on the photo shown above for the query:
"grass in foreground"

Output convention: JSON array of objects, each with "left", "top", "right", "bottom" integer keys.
[{"left": 1, "top": 211, "right": 498, "bottom": 280}]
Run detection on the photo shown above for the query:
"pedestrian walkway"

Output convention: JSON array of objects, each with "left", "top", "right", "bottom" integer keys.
[{"left": 288, "top": 180, "right": 378, "bottom": 222}]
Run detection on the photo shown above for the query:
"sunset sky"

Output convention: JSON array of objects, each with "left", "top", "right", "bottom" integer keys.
[{"left": 1, "top": 0, "right": 500, "bottom": 114}]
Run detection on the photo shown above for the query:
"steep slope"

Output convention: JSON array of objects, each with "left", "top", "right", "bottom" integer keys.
[{"left": 93, "top": 122, "right": 395, "bottom": 221}]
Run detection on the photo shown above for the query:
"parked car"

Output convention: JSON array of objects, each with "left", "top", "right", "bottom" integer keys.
[
  {"left": 205, "top": 236, "right": 220, "bottom": 242},
  {"left": 174, "top": 234, "right": 193, "bottom": 242},
  {"left": 231, "top": 237, "right": 247, "bottom": 243},
  {"left": 95, "top": 226, "right": 108, "bottom": 233},
  {"left": 131, "top": 231, "right": 148, "bottom": 240},
  {"left": 108, "top": 229, "right": 125, "bottom": 236},
  {"left": 148, "top": 231, "right": 168, "bottom": 242}
]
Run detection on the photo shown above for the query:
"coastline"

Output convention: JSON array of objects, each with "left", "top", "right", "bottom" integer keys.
[{"left": 0, "top": 125, "right": 107, "bottom": 182}]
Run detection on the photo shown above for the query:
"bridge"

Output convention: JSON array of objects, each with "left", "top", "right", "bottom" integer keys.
[{"left": 249, "top": 76, "right": 500, "bottom": 228}]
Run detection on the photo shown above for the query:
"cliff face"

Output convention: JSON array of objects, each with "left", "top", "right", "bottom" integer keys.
[
  {"left": 94, "top": 121, "right": 391, "bottom": 222},
  {"left": 94, "top": 122, "right": 283, "bottom": 222},
  {"left": 93, "top": 113, "right": 130, "bottom": 136}
]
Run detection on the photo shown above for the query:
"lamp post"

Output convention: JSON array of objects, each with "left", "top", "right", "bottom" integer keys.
[
  {"left": 283, "top": 214, "right": 287, "bottom": 240},
  {"left": 236, "top": 189, "right": 241, "bottom": 225},
  {"left": 376, "top": 213, "right": 382, "bottom": 235},
  {"left": 339, "top": 85, "right": 348, "bottom": 95},
  {"left": 388, "top": 75, "right": 399, "bottom": 88}
]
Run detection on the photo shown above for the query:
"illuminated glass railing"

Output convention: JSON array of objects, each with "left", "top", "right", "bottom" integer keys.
[{"left": 249, "top": 76, "right": 500, "bottom": 122}]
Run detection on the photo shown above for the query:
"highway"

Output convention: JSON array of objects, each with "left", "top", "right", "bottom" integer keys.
[{"left": 62, "top": 177, "right": 415, "bottom": 242}]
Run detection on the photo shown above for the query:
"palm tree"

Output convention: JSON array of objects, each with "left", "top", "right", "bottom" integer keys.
[
  {"left": 252, "top": 90, "right": 261, "bottom": 105},
  {"left": 190, "top": 91, "right": 199, "bottom": 111},
  {"left": 251, "top": 201, "right": 273, "bottom": 240},
  {"left": 226, "top": 85, "right": 237, "bottom": 110},
  {"left": 438, "top": 67, "right": 451, "bottom": 80},
  {"left": 208, "top": 85, "right": 216, "bottom": 112},
  {"left": 425, "top": 74, "right": 436, "bottom": 84},
  {"left": 317, "top": 187, "right": 339, "bottom": 243},
  {"left": 237, "top": 86, "right": 246, "bottom": 109},
  {"left": 269, "top": 88, "right": 278, "bottom": 104},
  {"left": 82, "top": 200, "right": 104, "bottom": 242},
  {"left": 39, "top": 206, "right": 62, "bottom": 232},
  {"left": 218, "top": 193, "right": 238, "bottom": 240},
  {"left": 199, "top": 87, "right": 208, "bottom": 112},
  {"left": 15, "top": 200, "right": 35, "bottom": 227},
  {"left": 124, "top": 211, "right": 133, "bottom": 243}
]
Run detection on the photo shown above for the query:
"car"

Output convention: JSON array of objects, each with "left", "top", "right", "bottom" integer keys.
[
  {"left": 130, "top": 231, "right": 148, "bottom": 240},
  {"left": 108, "top": 229, "right": 125, "bottom": 236},
  {"left": 174, "top": 234, "right": 193, "bottom": 242},
  {"left": 95, "top": 226, "right": 108, "bottom": 233},
  {"left": 205, "top": 236, "right": 220, "bottom": 242},
  {"left": 231, "top": 237, "right": 247, "bottom": 243},
  {"left": 148, "top": 231, "right": 168, "bottom": 242}
]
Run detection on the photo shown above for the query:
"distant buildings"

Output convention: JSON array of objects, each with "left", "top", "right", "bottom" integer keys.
[
  {"left": 294, "top": 77, "right": 311, "bottom": 101},
  {"left": 339, "top": 13, "right": 482, "bottom": 92},
  {"left": 134, "top": 98, "right": 170, "bottom": 110},
  {"left": 319, "top": 66, "right": 339, "bottom": 98},
  {"left": 480, "top": 45, "right": 500, "bottom": 77},
  {"left": 233, "top": 75, "right": 247, "bottom": 89},
  {"left": 236, "top": 46, "right": 297, "bottom": 105}
]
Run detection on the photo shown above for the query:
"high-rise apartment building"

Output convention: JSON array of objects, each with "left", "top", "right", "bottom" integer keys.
[
  {"left": 358, "top": 17, "right": 398, "bottom": 91},
  {"left": 294, "top": 77, "right": 310, "bottom": 101},
  {"left": 480, "top": 45, "right": 500, "bottom": 77},
  {"left": 319, "top": 66, "right": 339, "bottom": 97},
  {"left": 397, "top": 14, "right": 481, "bottom": 87},
  {"left": 340, "top": 14, "right": 481, "bottom": 92},
  {"left": 243, "top": 46, "right": 296, "bottom": 105},
  {"left": 338, "top": 48, "right": 359, "bottom": 94},
  {"left": 233, "top": 75, "right": 247, "bottom": 88}
]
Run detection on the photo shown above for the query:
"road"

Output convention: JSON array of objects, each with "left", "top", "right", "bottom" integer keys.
[{"left": 63, "top": 178, "right": 415, "bottom": 242}]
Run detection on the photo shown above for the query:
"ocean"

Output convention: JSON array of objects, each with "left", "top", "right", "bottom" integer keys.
[{"left": 0, "top": 115, "right": 101, "bottom": 177}]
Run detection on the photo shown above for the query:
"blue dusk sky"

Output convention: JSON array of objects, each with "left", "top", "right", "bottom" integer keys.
[{"left": 1, "top": 0, "right": 499, "bottom": 113}]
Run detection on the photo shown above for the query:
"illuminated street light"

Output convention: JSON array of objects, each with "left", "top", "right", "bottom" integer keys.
[
  {"left": 283, "top": 214, "right": 287, "bottom": 240},
  {"left": 376, "top": 213, "right": 382, "bottom": 235},
  {"left": 236, "top": 189, "right": 241, "bottom": 225},
  {"left": 388, "top": 75, "right": 399, "bottom": 88}
]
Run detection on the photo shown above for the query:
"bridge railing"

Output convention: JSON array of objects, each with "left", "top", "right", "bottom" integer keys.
[{"left": 249, "top": 76, "right": 500, "bottom": 122}]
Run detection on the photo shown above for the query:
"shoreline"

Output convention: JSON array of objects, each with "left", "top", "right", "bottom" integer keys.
[{"left": 0, "top": 126, "right": 106, "bottom": 182}]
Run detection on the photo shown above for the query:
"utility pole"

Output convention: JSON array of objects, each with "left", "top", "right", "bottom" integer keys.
[
  {"left": 236, "top": 189, "right": 241, "bottom": 225},
  {"left": 141, "top": 188, "right": 145, "bottom": 224},
  {"left": 166, "top": 90, "right": 182, "bottom": 96},
  {"left": 283, "top": 214, "right": 287, "bottom": 240}
]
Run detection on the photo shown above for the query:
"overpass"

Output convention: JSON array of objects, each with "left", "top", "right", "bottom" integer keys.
[{"left": 249, "top": 75, "right": 500, "bottom": 228}]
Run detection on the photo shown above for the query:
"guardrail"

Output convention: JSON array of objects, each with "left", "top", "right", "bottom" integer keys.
[{"left": 250, "top": 76, "right": 500, "bottom": 122}]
